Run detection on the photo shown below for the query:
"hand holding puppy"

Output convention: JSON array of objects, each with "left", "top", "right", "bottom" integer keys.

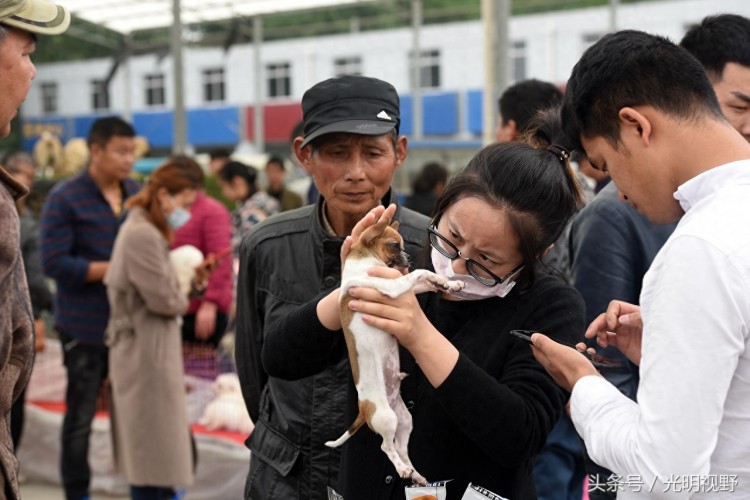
[
  {"left": 348, "top": 267, "right": 432, "bottom": 352},
  {"left": 339, "top": 203, "right": 398, "bottom": 267},
  {"left": 319, "top": 204, "right": 399, "bottom": 331}
]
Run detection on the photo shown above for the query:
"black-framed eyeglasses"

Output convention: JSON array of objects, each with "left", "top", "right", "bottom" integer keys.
[{"left": 428, "top": 223, "right": 524, "bottom": 287}]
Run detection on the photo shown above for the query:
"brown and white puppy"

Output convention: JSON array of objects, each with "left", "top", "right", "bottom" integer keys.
[{"left": 325, "top": 215, "right": 465, "bottom": 485}]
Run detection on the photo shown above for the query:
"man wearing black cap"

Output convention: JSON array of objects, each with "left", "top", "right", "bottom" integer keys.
[
  {"left": 0, "top": 0, "right": 69, "bottom": 498},
  {"left": 234, "top": 75, "right": 428, "bottom": 499}
]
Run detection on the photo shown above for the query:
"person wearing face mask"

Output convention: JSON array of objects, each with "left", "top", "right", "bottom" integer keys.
[
  {"left": 104, "top": 159, "right": 215, "bottom": 500},
  {"left": 261, "top": 110, "right": 586, "bottom": 499},
  {"left": 170, "top": 156, "right": 233, "bottom": 350}
]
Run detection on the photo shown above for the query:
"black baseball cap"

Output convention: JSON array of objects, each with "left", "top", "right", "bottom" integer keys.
[{"left": 300, "top": 75, "right": 400, "bottom": 148}]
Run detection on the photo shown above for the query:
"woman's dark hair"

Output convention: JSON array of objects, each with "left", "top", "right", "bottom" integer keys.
[
  {"left": 217, "top": 160, "right": 258, "bottom": 200},
  {"left": 126, "top": 157, "right": 203, "bottom": 243},
  {"left": 431, "top": 107, "right": 584, "bottom": 286}
]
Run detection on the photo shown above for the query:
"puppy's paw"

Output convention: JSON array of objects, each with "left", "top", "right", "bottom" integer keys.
[
  {"left": 425, "top": 273, "right": 466, "bottom": 293},
  {"left": 408, "top": 469, "right": 428, "bottom": 486},
  {"left": 426, "top": 275, "right": 451, "bottom": 290},
  {"left": 445, "top": 279, "right": 465, "bottom": 292}
]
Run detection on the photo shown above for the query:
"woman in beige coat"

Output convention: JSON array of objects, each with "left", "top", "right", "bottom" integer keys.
[{"left": 105, "top": 159, "right": 210, "bottom": 500}]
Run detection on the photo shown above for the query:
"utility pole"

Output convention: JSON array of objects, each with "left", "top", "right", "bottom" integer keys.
[
  {"left": 411, "top": 0, "right": 422, "bottom": 140},
  {"left": 254, "top": 15, "right": 264, "bottom": 154},
  {"left": 171, "top": 0, "right": 187, "bottom": 155},
  {"left": 482, "top": 0, "right": 510, "bottom": 145},
  {"left": 609, "top": 0, "right": 619, "bottom": 32}
]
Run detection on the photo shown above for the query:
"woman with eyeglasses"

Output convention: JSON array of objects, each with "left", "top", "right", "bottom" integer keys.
[{"left": 261, "top": 110, "right": 586, "bottom": 499}]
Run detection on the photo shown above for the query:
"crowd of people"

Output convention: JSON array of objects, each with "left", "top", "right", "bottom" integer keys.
[{"left": 1, "top": 0, "right": 749, "bottom": 499}]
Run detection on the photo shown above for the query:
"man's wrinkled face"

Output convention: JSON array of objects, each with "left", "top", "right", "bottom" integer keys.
[
  {"left": 712, "top": 62, "right": 750, "bottom": 143},
  {"left": 298, "top": 133, "right": 405, "bottom": 225},
  {"left": 0, "top": 28, "right": 37, "bottom": 138}
]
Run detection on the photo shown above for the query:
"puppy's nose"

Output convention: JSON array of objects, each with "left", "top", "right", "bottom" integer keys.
[{"left": 391, "top": 251, "right": 410, "bottom": 270}]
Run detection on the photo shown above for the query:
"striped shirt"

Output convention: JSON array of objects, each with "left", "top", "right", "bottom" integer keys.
[{"left": 40, "top": 170, "right": 140, "bottom": 344}]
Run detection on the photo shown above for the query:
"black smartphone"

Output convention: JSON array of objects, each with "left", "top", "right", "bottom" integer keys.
[
  {"left": 511, "top": 329, "right": 581, "bottom": 348},
  {"left": 509, "top": 329, "right": 534, "bottom": 345},
  {"left": 509, "top": 329, "right": 625, "bottom": 369}
]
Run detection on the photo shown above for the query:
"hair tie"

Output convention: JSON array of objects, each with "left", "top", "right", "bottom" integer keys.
[{"left": 547, "top": 144, "right": 570, "bottom": 162}]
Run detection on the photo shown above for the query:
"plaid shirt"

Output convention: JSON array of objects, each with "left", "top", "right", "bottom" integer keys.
[{"left": 40, "top": 170, "right": 140, "bottom": 344}]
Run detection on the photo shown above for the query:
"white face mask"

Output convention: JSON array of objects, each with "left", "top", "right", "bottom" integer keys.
[
  {"left": 431, "top": 247, "right": 519, "bottom": 300},
  {"left": 166, "top": 196, "right": 191, "bottom": 229}
]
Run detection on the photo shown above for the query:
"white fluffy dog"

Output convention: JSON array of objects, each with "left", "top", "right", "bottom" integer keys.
[
  {"left": 169, "top": 245, "right": 204, "bottom": 296},
  {"left": 199, "top": 373, "right": 254, "bottom": 435}
]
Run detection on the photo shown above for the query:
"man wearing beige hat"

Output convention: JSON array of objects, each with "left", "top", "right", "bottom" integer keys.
[{"left": 0, "top": 0, "right": 69, "bottom": 498}]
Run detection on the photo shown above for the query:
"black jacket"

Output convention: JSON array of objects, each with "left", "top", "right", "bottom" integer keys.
[{"left": 235, "top": 192, "right": 429, "bottom": 500}]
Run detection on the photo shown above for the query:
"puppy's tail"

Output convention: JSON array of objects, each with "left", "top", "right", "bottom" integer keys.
[{"left": 325, "top": 410, "right": 367, "bottom": 448}]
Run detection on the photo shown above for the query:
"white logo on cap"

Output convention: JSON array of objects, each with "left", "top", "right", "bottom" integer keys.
[{"left": 377, "top": 110, "right": 392, "bottom": 121}]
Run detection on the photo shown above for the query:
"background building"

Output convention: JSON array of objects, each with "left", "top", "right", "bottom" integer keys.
[{"left": 20, "top": 0, "right": 749, "bottom": 190}]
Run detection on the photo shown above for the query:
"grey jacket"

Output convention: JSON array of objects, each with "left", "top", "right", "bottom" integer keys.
[
  {"left": 0, "top": 166, "right": 33, "bottom": 499},
  {"left": 104, "top": 207, "right": 194, "bottom": 487},
  {"left": 235, "top": 192, "right": 428, "bottom": 500}
]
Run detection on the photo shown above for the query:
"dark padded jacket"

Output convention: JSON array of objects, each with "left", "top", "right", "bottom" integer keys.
[{"left": 235, "top": 191, "right": 428, "bottom": 500}]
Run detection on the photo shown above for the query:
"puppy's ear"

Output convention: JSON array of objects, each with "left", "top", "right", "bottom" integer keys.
[
  {"left": 390, "top": 221, "right": 399, "bottom": 231},
  {"left": 361, "top": 216, "right": 390, "bottom": 247}
]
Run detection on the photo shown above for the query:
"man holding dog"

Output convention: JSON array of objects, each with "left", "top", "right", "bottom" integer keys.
[
  {"left": 0, "top": 0, "right": 69, "bottom": 497},
  {"left": 234, "top": 75, "right": 428, "bottom": 498}
]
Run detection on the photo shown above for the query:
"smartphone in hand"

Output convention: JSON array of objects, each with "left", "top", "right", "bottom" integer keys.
[
  {"left": 509, "top": 329, "right": 624, "bottom": 369},
  {"left": 202, "top": 246, "right": 232, "bottom": 270}
]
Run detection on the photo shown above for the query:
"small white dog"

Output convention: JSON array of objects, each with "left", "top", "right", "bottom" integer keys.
[
  {"left": 169, "top": 245, "right": 204, "bottom": 296},
  {"left": 325, "top": 216, "right": 464, "bottom": 486},
  {"left": 199, "top": 373, "right": 254, "bottom": 435}
]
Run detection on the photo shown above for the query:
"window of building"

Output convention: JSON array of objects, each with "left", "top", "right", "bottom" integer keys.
[
  {"left": 267, "top": 62, "right": 291, "bottom": 98},
  {"left": 511, "top": 41, "right": 527, "bottom": 82},
  {"left": 411, "top": 49, "right": 441, "bottom": 89},
  {"left": 91, "top": 79, "right": 110, "bottom": 111},
  {"left": 334, "top": 56, "right": 362, "bottom": 77},
  {"left": 41, "top": 82, "right": 58, "bottom": 115},
  {"left": 145, "top": 74, "right": 166, "bottom": 107},
  {"left": 202, "top": 68, "right": 225, "bottom": 103}
]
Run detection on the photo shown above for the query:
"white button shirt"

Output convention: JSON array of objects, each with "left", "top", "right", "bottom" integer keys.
[{"left": 571, "top": 160, "right": 750, "bottom": 499}]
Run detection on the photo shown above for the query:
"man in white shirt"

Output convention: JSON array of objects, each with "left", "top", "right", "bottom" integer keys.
[{"left": 531, "top": 30, "right": 750, "bottom": 498}]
